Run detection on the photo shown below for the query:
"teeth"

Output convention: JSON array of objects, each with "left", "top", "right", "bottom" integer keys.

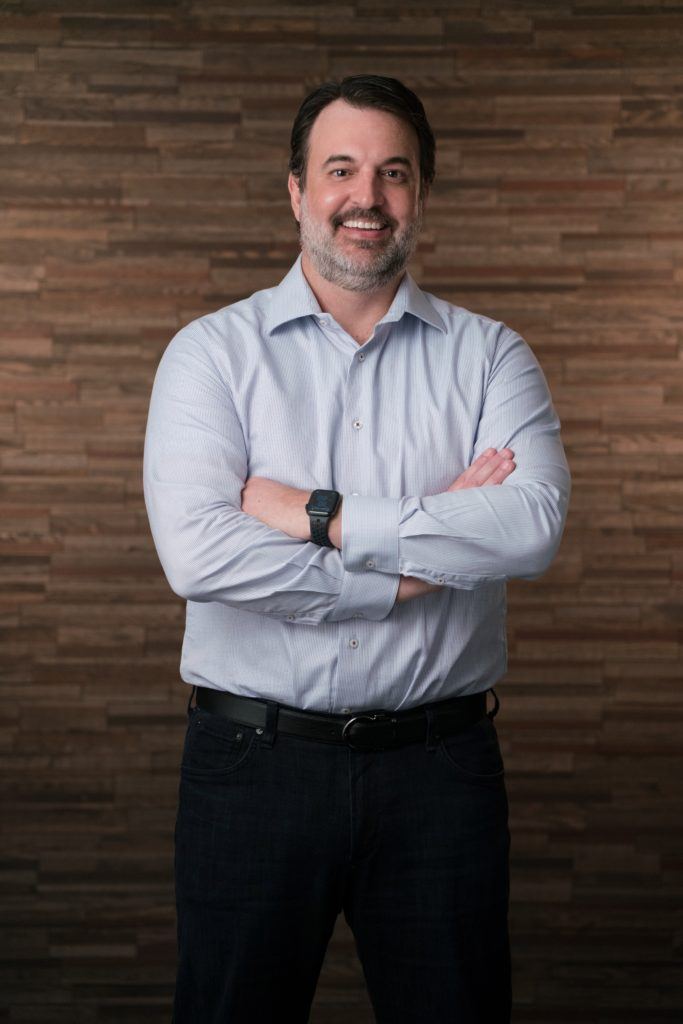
[{"left": 342, "top": 220, "right": 386, "bottom": 230}]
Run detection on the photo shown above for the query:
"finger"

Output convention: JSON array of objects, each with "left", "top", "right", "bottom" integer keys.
[
  {"left": 470, "top": 447, "right": 497, "bottom": 468},
  {"left": 469, "top": 447, "right": 513, "bottom": 474},
  {"left": 458, "top": 448, "right": 497, "bottom": 479},
  {"left": 448, "top": 448, "right": 498, "bottom": 489},
  {"left": 447, "top": 448, "right": 515, "bottom": 491},
  {"left": 482, "top": 459, "right": 516, "bottom": 486},
  {"left": 467, "top": 450, "right": 513, "bottom": 486}
]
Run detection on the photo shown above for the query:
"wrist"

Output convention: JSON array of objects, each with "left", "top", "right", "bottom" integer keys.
[
  {"left": 295, "top": 488, "right": 312, "bottom": 540},
  {"left": 328, "top": 498, "right": 343, "bottom": 549},
  {"left": 304, "top": 489, "right": 342, "bottom": 549}
]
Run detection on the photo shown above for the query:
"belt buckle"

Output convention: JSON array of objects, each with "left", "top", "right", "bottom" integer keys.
[{"left": 341, "top": 711, "right": 395, "bottom": 751}]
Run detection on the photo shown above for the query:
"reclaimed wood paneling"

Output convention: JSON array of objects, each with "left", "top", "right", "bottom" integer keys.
[{"left": 1, "top": 1, "right": 682, "bottom": 1021}]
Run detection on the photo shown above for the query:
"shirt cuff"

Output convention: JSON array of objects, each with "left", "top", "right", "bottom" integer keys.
[
  {"left": 341, "top": 495, "right": 401, "bottom": 574},
  {"left": 326, "top": 566, "right": 400, "bottom": 622}
]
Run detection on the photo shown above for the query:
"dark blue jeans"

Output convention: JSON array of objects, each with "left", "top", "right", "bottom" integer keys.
[{"left": 173, "top": 693, "right": 511, "bottom": 1023}]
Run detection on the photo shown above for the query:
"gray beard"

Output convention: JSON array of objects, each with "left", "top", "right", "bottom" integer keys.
[{"left": 298, "top": 198, "right": 422, "bottom": 293}]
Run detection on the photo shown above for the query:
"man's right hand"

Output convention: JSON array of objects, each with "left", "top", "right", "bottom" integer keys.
[{"left": 395, "top": 448, "right": 516, "bottom": 604}]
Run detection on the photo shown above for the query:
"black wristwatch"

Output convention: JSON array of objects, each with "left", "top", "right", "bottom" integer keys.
[{"left": 305, "top": 489, "right": 341, "bottom": 548}]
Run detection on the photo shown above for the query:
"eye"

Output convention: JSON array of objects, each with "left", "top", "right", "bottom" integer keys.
[
  {"left": 330, "top": 168, "right": 350, "bottom": 177},
  {"left": 384, "top": 169, "right": 406, "bottom": 180}
]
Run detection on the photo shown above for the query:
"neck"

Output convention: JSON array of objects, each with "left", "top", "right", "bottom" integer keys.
[{"left": 300, "top": 252, "right": 404, "bottom": 346}]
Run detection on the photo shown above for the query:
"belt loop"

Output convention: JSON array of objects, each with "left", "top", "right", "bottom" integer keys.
[
  {"left": 487, "top": 687, "right": 500, "bottom": 720},
  {"left": 425, "top": 707, "right": 440, "bottom": 751},
  {"left": 186, "top": 684, "right": 196, "bottom": 715},
  {"left": 260, "top": 699, "right": 279, "bottom": 748}
]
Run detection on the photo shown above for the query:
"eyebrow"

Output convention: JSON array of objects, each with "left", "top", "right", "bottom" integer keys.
[{"left": 322, "top": 154, "right": 414, "bottom": 169}]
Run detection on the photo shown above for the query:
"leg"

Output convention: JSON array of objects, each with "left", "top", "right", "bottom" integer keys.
[
  {"left": 343, "top": 715, "right": 511, "bottom": 1024},
  {"left": 172, "top": 707, "right": 347, "bottom": 1024}
]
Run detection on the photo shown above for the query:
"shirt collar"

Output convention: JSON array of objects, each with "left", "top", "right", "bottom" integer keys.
[{"left": 265, "top": 253, "right": 447, "bottom": 336}]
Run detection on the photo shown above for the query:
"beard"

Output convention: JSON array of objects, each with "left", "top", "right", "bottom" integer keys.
[{"left": 297, "top": 194, "right": 422, "bottom": 293}]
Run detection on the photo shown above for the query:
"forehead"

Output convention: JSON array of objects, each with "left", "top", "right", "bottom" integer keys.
[{"left": 307, "top": 98, "right": 419, "bottom": 165}]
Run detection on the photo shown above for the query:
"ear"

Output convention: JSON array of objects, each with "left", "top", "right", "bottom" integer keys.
[{"left": 288, "top": 172, "right": 302, "bottom": 222}]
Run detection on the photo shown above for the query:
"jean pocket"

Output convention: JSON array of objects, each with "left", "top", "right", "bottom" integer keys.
[
  {"left": 181, "top": 707, "right": 258, "bottom": 778},
  {"left": 437, "top": 715, "right": 505, "bottom": 785}
]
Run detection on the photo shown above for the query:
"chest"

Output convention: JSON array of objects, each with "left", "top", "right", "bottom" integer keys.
[{"left": 231, "top": 321, "right": 490, "bottom": 496}]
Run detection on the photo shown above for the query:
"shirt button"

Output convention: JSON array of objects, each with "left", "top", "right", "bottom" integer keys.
[
  {"left": 286, "top": 614, "right": 296, "bottom": 621},
  {"left": 352, "top": 613, "right": 362, "bottom": 619},
  {"left": 349, "top": 638, "right": 359, "bottom": 649},
  {"left": 352, "top": 419, "right": 363, "bottom": 430},
  {"left": 341, "top": 708, "right": 351, "bottom": 715},
  {"left": 358, "top": 353, "right": 365, "bottom": 361},
  {"left": 366, "top": 559, "right": 375, "bottom": 568},
  {"left": 436, "top": 576, "right": 445, "bottom": 585}
]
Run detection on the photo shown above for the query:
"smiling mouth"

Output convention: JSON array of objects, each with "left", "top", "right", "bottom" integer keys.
[{"left": 337, "top": 219, "right": 391, "bottom": 238}]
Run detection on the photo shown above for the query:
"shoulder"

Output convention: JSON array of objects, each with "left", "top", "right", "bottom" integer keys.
[
  {"left": 415, "top": 283, "right": 521, "bottom": 357},
  {"left": 175, "top": 283, "right": 277, "bottom": 352},
  {"left": 158, "top": 282, "right": 279, "bottom": 386}
]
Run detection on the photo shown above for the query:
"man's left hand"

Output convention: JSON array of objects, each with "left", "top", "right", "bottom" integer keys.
[{"left": 241, "top": 476, "right": 342, "bottom": 549}]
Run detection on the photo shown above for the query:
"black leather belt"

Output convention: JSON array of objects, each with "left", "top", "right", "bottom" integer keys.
[{"left": 194, "top": 686, "right": 497, "bottom": 752}]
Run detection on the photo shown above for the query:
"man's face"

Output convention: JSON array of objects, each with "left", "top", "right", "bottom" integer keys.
[{"left": 288, "top": 99, "right": 426, "bottom": 293}]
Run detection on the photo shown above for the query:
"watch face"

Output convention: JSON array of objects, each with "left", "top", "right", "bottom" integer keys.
[{"left": 307, "top": 489, "right": 339, "bottom": 515}]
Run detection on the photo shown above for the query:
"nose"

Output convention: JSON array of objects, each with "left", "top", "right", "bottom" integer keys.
[{"left": 349, "top": 168, "right": 385, "bottom": 212}]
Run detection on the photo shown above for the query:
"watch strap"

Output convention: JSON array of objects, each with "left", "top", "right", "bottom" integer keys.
[{"left": 310, "top": 513, "right": 334, "bottom": 548}]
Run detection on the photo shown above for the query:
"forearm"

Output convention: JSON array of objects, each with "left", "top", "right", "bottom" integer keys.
[
  {"left": 143, "top": 332, "right": 398, "bottom": 625},
  {"left": 145, "top": 491, "right": 396, "bottom": 624},
  {"left": 342, "top": 326, "right": 572, "bottom": 589},
  {"left": 342, "top": 472, "right": 569, "bottom": 588},
  {"left": 241, "top": 448, "right": 524, "bottom": 606},
  {"left": 241, "top": 479, "right": 440, "bottom": 606}
]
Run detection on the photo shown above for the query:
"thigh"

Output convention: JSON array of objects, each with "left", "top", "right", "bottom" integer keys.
[
  {"left": 173, "top": 707, "right": 346, "bottom": 1024},
  {"left": 344, "top": 715, "right": 511, "bottom": 1024}
]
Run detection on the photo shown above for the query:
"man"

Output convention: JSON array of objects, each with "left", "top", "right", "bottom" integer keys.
[{"left": 143, "top": 75, "right": 570, "bottom": 1024}]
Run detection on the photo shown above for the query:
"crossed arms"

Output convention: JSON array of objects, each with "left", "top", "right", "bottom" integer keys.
[
  {"left": 143, "top": 325, "right": 570, "bottom": 626},
  {"left": 241, "top": 448, "right": 517, "bottom": 606}
]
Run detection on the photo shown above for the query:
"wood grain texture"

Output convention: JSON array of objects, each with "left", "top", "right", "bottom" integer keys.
[{"left": 1, "top": 1, "right": 682, "bottom": 1021}]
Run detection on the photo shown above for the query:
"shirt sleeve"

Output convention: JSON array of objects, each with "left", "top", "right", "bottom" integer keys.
[
  {"left": 341, "top": 327, "right": 571, "bottom": 590},
  {"left": 143, "top": 327, "right": 400, "bottom": 625}
]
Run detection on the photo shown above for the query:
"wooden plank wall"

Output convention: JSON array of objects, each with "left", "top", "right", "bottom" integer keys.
[{"left": 1, "top": 1, "right": 681, "bottom": 1021}]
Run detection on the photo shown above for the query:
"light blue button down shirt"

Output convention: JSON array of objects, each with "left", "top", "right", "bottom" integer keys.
[{"left": 143, "top": 255, "right": 570, "bottom": 712}]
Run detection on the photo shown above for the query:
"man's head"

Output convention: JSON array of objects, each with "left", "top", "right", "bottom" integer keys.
[{"left": 287, "top": 76, "right": 436, "bottom": 293}]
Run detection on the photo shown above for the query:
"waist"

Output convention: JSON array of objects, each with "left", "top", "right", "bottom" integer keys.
[{"left": 194, "top": 685, "right": 498, "bottom": 751}]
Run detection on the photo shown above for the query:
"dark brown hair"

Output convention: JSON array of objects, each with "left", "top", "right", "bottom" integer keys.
[{"left": 289, "top": 75, "right": 436, "bottom": 198}]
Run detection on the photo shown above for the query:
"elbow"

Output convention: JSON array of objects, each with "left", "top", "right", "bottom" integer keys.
[
  {"left": 159, "top": 560, "right": 199, "bottom": 602},
  {"left": 151, "top": 533, "right": 213, "bottom": 602},
  {"left": 162, "top": 553, "right": 223, "bottom": 602},
  {"left": 516, "top": 487, "right": 569, "bottom": 579},
  {"left": 147, "top": 502, "right": 239, "bottom": 603},
  {"left": 520, "top": 534, "right": 562, "bottom": 580},
  {"left": 167, "top": 574, "right": 197, "bottom": 602}
]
